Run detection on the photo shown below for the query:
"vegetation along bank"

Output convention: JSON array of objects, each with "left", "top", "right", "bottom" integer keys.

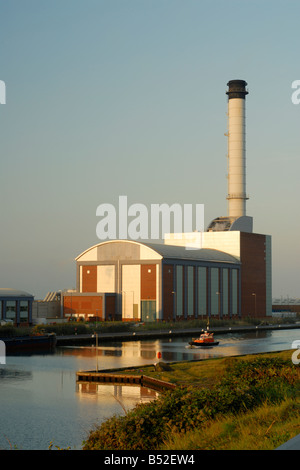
[{"left": 83, "top": 350, "right": 300, "bottom": 451}]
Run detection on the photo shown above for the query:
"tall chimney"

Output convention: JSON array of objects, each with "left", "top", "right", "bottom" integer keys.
[{"left": 226, "top": 80, "right": 248, "bottom": 218}]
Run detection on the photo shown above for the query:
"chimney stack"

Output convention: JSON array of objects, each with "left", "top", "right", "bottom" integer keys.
[{"left": 226, "top": 80, "right": 248, "bottom": 218}]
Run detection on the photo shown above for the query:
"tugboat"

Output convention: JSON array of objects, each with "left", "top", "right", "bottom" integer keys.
[{"left": 189, "top": 320, "right": 219, "bottom": 347}]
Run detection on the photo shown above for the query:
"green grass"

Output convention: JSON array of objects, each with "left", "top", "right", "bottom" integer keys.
[
  {"left": 118, "top": 350, "right": 295, "bottom": 388},
  {"left": 83, "top": 351, "right": 300, "bottom": 450},
  {"left": 162, "top": 398, "right": 300, "bottom": 450}
]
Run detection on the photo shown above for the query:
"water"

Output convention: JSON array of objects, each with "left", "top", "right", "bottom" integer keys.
[{"left": 0, "top": 328, "right": 298, "bottom": 450}]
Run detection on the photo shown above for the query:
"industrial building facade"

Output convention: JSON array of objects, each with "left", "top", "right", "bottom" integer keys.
[
  {"left": 62, "top": 233, "right": 271, "bottom": 322},
  {"left": 62, "top": 79, "right": 272, "bottom": 322}
]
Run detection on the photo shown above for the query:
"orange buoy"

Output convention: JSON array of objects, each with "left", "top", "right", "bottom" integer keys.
[{"left": 157, "top": 352, "right": 162, "bottom": 359}]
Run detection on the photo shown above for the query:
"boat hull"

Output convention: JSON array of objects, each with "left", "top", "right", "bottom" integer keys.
[
  {"left": 188, "top": 341, "right": 219, "bottom": 347},
  {"left": 1, "top": 334, "right": 57, "bottom": 353}
]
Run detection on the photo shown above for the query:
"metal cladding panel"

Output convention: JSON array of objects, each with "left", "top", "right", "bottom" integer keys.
[
  {"left": 76, "top": 240, "right": 239, "bottom": 264},
  {"left": 176, "top": 265, "right": 183, "bottom": 317},
  {"left": 198, "top": 267, "right": 207, "bottom": 316},
  {"left": 222, "top": 268, "right": 229, "bottom": 316},
  {"left": 77, "top": 241, "right": 162, "bottom": 262},
  {"left": 231, "top": 269, "right": 238, "bottom": 315},
  {"left": 187, "top": 266, "right": 194, "bottom": 316},
  {"left": 210, "top": 268, "right": 219, "bottom": 316},
  {"left": 97, "top": 242, "right": 141, "bottom": 261}
]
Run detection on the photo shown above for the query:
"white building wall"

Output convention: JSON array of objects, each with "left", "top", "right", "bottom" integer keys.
[
  {"left": 122, "top": 265, "right": 141, "bottom": 320},
  {"left": 164, "top": 231, "right": 241, "bottom": 260},
  {"left": 97, "top": 265, "right": 115, "bottom": 293}
]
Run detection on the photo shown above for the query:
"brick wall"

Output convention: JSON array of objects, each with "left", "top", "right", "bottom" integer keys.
[{"left": 240, "top": 232, "right": 267, "bottom": 317}]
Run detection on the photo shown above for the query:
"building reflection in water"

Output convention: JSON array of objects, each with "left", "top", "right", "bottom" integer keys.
[{"left": 76, "top": 382, "right": 159, "bottom": 409}]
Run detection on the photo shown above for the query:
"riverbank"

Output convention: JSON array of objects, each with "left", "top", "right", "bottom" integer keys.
[
  {"left": 55, "top": 322, "right": 300, "bottom": 346},
  {"left": 1, "top": 318, "right": 299, "bottom": 346},
  {"left": 82, "top": 350, "right": 300, "bottom": 451}
]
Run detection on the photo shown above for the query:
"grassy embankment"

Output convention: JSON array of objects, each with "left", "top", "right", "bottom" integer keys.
[
  {"left": 0, "top": 315, "right": 298, "bottom": 338},
  {"left": 82, "top": 350, "right": 300, "bottom": 451}
]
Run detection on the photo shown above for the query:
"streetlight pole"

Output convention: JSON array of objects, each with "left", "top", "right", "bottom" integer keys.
[
  {"left": 95, "top": 309, "right": 99, "bottom": 372},
  {"left": 171, "top": 291, "right": 176, "bottom": 321},
  {"left": 252, "top": 293, "right": 257, "bottom": 317},
  {"left": 216, "top": 292, "right": 220, "bottom": 319}
]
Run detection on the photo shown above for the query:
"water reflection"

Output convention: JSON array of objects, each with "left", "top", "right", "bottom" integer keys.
[
  {"left": 0, "top": 328, "right": 298, "bottom": 450},
  {"left": 76, "top": 382, "right": 158, "bottom": 408},
  {"left": 58, "top": 328, "right": 298, "bottom": 368},
  {"left": 0, "top": 367, "right": 32, "bottom": 382}
]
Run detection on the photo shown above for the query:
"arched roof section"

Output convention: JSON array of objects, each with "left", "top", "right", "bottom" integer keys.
[
  {"left": 76, "top": 240, "right": 240, "bottom": 264},
  {"left": 0, "top": 288, "right": 34, "bottom": 298},
  {"left": 76, "top": 240, "right": 163, "bottom": 262}
]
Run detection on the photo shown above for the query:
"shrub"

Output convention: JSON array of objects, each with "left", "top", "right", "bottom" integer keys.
[{"left": 83, "top": 356, "right": 300, "bottom": 450}]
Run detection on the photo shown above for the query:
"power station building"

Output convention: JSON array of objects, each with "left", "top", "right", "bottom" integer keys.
[{"left": 62, "top": 79, "right": 272, "bottom": 322}]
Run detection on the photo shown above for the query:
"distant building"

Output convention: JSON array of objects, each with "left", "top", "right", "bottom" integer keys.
[
  {"left": 0, "top": 289, "right": 34, "bottom": 325},
  {"left": 272, "top": 298, "right": 300, "bottom": 315}
]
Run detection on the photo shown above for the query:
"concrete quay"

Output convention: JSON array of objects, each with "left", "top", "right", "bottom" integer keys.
[{"left": 56, "top": 323, "right": 300, "bottom": 346}]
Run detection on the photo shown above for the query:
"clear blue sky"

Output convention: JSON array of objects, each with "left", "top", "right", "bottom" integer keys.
[{"left": 0, "top": 0, "right": 299, "bottom": 299}]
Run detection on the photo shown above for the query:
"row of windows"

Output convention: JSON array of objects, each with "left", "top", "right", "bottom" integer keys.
[
  {"left": 174, "top": 266, "right": 239, "bottom": 317},
  {"left": 0, "top": 300, "right": 30, "bottom": 321}
]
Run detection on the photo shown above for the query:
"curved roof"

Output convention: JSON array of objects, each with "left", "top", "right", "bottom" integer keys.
[
  {"left": 145, "top": 242, "right": 240, "bottom": 263},
  {"left": 0, "top": 288, "right": 34, "bottom": 298},
  {"left": 76, "top": 240, "right": 240, "bottom": 264}
]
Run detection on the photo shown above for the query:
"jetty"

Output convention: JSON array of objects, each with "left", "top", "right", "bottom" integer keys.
[{"left": 76, "top": 369, "right": 176, "bottom": 392}]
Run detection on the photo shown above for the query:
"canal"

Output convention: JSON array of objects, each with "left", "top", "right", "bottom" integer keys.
[{"left": 0, "top": 328, "right": 299, "bottom": 450}]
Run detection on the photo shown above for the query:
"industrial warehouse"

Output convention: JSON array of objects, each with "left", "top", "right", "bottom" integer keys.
[{"left": 62, "top": 80, "right": 272, "bottom": 323}]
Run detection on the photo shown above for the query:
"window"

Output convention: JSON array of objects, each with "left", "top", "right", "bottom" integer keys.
[
  {"left": 20, "top": 301, "right": 29, "bottom": 322},
  {"left": 6, "top": 301, "right": 16, "bottom": 320},
  {"left": 198, "top": 267, "right": 207, "bottom": 316}
]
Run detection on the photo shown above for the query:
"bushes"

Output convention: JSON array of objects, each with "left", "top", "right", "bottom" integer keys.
[{"left": 83, "top": 356, "right": 300, "bottom": 450}]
